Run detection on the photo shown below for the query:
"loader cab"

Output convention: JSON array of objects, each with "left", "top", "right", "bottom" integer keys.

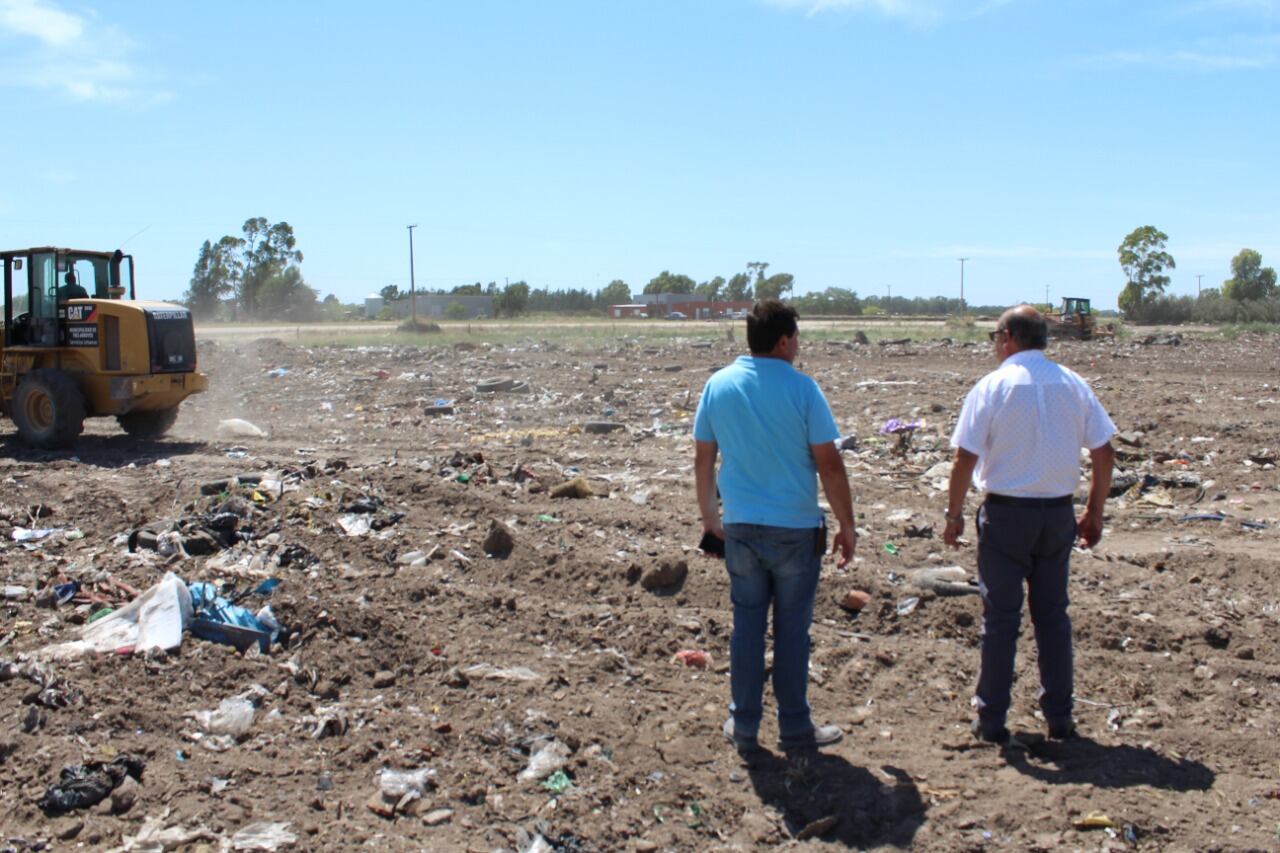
[
  {"left": 2, "top": 248, "right": 135, "bottom": 348},
  {"left": 1061, "top": 297, "right": 1091, "bottom": 317}
]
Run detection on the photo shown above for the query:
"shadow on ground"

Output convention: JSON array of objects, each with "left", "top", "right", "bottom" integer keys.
[
  {"left": 0, "top": 436, "right": 207, "bottom": 469},
  {"left": 744, "top": 748, "right": 924, "bottom": 846},
  {"left": 1011, "top": 735, "right": 1215, "bottom": 791}
]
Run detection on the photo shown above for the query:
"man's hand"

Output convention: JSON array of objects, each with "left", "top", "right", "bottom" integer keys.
[
  {"left": 703, "top": 518, "right": 725, "bottom": 541},
  {"left": 944, "top": 515, "right": 964, "bottom": 548},
  {"left": 1078, "top": 441, "right": 1113, "bottom": 549},
  {"left": 831, "top": 526, "right": 857, "bottom": 568},
  {"left": 944, "top": 447, "right": 979, "bottom": 549},
  {"left": 1076, "top": 508, "right": 1103, "bottom": 548}
]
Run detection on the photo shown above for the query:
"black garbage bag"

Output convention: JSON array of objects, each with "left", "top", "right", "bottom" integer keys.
[{"left": 37, "top": 754, "right": 145, "bottom": 816}]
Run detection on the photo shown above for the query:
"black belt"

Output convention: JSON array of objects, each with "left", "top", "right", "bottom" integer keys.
[{"left": 985, "top": 493, "right": 1073, "bottom": 508}]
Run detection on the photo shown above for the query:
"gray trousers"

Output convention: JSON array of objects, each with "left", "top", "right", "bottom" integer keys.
[{"left": 975, "top": 500, "right": 1077, "bottom": 730}]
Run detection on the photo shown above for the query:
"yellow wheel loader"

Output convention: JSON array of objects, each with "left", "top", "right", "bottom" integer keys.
[
  {"left": 1045, "top": 296, "right": 1114, "bottom": 341},
  {"left": 2, "top": 247, "right": 207, "bottom": 448}
]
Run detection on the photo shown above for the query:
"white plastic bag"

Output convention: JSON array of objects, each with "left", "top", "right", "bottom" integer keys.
[
  {"left": 218, "top": 418, "right": 268, "bottom": 438},
  {"left": 378, "top": 767, "right": 436, "bottom": 798},
  {"left": 190, "top": 697, "right": 256, "bottom": 737},
  {"left": 518, "top": 739, "right": 571, "bottom": 782}
]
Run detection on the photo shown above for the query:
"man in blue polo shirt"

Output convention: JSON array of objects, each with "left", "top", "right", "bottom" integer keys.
[{"left": 694, "top": 299, "right": 857, "bottom": 752}]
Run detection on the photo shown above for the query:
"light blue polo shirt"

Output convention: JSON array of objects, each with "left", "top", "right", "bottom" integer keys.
[{"left": 693, "top": 355, "right": 840, "bottom": 529}]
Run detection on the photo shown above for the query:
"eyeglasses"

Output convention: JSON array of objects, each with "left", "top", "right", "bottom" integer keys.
[{"left": 987, "top": 329, "right": 1007, "bottom": 342}]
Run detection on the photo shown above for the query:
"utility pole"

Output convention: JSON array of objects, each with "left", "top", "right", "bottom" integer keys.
[
  {"left": 1196, "top": 274, "right": 1204, "bottom": 297},
  {"left": 407, "top": 225, "right": 418, "bottom": 325},
  {"left": 957, "top": 258, "right": 969, "bottom": 313},
  {"left": 1045, "top": 282, "right": 1050, "bottom": 307},
  {"left": 886, "top": 283, "right": 892, "bottom": 306}
]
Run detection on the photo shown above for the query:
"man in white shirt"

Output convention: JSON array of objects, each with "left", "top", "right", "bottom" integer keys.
[{"left": 944, "top": 305, "right": 1115, "bottom": 745}]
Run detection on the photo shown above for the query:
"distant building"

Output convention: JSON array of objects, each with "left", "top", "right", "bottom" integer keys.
[
  {"left": 379, "top": 293, "right": 493, "bottom": 319},
  {"left": 364, "top": 294, "right": 385, "bottom": 318},
  {"left": 611, "top": 297, "right": 754, "bottom": 320}
]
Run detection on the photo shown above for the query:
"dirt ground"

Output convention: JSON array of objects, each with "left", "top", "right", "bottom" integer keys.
[{"left": 2, "top": 324, "right": 1278, "bottom": 852}]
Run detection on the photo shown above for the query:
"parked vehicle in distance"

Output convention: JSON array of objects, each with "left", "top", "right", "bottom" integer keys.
[{"left": 665, "top": 311, "right": 687, "bottom": 320}]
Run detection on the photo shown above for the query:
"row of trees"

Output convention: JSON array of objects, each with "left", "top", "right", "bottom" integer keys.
[
  {"left": 641, "top": 262, "right": 795, "bottom": 302},
  {"left": 1117, "top": 226, "right": 1277, "bottom": 322},
  {"left": 184, "top": 218, "right": 325, "bottom": 320}
]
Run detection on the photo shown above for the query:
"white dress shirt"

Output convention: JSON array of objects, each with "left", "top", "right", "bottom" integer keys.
[{"left": 951, "top": 349, "right": 1116, "bottom": 498}]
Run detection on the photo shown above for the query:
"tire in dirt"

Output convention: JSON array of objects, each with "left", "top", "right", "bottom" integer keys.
[
  {"left": 117, "top": 407, "right": 179, "bottom": 439},
  {"left": 11, "top": 369, "right": 87, "bottom": 449}
]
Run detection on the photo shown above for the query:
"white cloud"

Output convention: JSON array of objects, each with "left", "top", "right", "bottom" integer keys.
[
  {"left": 1182, "top": 0, "right": 1280, "bottom": 14},
  {"left": 0, "top": 0, "right": 167, "bottom": 102},
  {"left": 1079, "top": 34, "right": 1279, "bottom": 71},
  {"left": 0, "top": 0, "right": 81, "bottom": 46},
  {"left": 762, "top": 0, "right": 1014, "bottom": 26}
]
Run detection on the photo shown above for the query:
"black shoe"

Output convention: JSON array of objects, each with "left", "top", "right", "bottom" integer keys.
[
  {"left": 971, "top": 718, "right": 1027, "bottom": 750},
  {"left": 970, "top": 718, "right": 1009, "bottom": 743},
  {"left": 1047, "top": 719, "right": 1078, "bottom": 740}
]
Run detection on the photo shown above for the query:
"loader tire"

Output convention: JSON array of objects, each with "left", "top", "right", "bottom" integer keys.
[
  {"left": 117, "top": 407, "right": 179, "bottom": 439},
  {"left": 12, "top": 369, "right": 86, "bottom": 449}
]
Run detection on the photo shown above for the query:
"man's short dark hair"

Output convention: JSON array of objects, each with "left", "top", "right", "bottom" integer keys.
[
  {"left": 747, "top": 299, "right": 798, "bottom": 354},
  {"left": 1003, "top": 310, "right": 1049, "bottom": 350}
]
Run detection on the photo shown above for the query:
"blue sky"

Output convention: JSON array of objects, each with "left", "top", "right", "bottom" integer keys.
[{"left": 1, "top": 0, "right": 1276, "bottom": 310}]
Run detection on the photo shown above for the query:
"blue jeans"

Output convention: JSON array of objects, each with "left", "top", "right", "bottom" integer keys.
[{"left": 723, "top": 523, "right": 822, "bottom": 745}]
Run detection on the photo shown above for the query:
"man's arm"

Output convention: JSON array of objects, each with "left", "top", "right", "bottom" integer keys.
[
  {"left": 944, "top": 447, "right": 979, "bottom": 548},
  {"left": 1077, "top": 441, "right": 1114, "bottom": 548},
  {"left": 694, "top": 439, "right": 724, "bottom": 539},
  {"left": 812, "top": 442, "right": 857, "bottom": 567}
]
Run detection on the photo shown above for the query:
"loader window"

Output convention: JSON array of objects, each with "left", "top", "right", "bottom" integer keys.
[{"left": 27, "top": 252, "right": 59, "bottom": 346}]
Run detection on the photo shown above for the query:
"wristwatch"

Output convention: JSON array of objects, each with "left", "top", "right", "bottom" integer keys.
[{"left": 945, "top": 511, "right": 964, "bottom": 524}]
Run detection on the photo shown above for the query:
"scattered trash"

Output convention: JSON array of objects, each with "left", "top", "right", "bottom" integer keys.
[
  {"left": 188, "top": 581, "right": 277, "bottom": 653},
  {"left": 476, "top": 376, "right": 529, "bottom": 393},
  {"left": 11, "top": 526, "right": 60, "bottom": 542},
  {"left": 230, "top": 821, "right": 298, "bottom": 850},
  {"left": 3, "top": 585, "right": 30, "bottom": 600},
  {"left": 519, "top": 739, "right": 572, "bottom": 782},
  {"left": 896, "top": 596, "right": 920, "bottom": 616},
  {"left": 672, "top": 649, "right": 710, "bottom": 669},
  {"left": 37, "top": 754, "right": 145, "bottom": 816},
  {"left": 107, "top": 810, "right": 216, "bottom": 852},
  {"left": 839, "top": 589, "right": 871, "bottom": 612},
  {"left": 37, "top": 572, "right": 192, "bottom": 661},
  {"left": 378, "top": 767, "right": 437, "bottom": 798},
  {"left": 1073, "top": 812, "right": 1118, "bottom": 830},
  {"left": 189, "top": 696, "right": 257, "bottom": 737},
  {"left": 909, "top": 566, "right": 979, "bottom": 596},
  {"left": 883, "top": 543, "right": 900, "bottom": 556},
  {"left": 218, "top": 419, "right": 269, "bottom": 438},
  {"left": 461, "top": 663, "right": 542, "bottom": 682},
  {"left": 542, "top": 769, "right": 573, "bottom": 794},
  {"left": 879, "top": 418, "right": 924, "bottom": 454}
]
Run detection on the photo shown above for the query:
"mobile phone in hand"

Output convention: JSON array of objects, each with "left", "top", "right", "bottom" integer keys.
[{"left": 698, "top": 530, "right": 726, "bottom": 557}]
